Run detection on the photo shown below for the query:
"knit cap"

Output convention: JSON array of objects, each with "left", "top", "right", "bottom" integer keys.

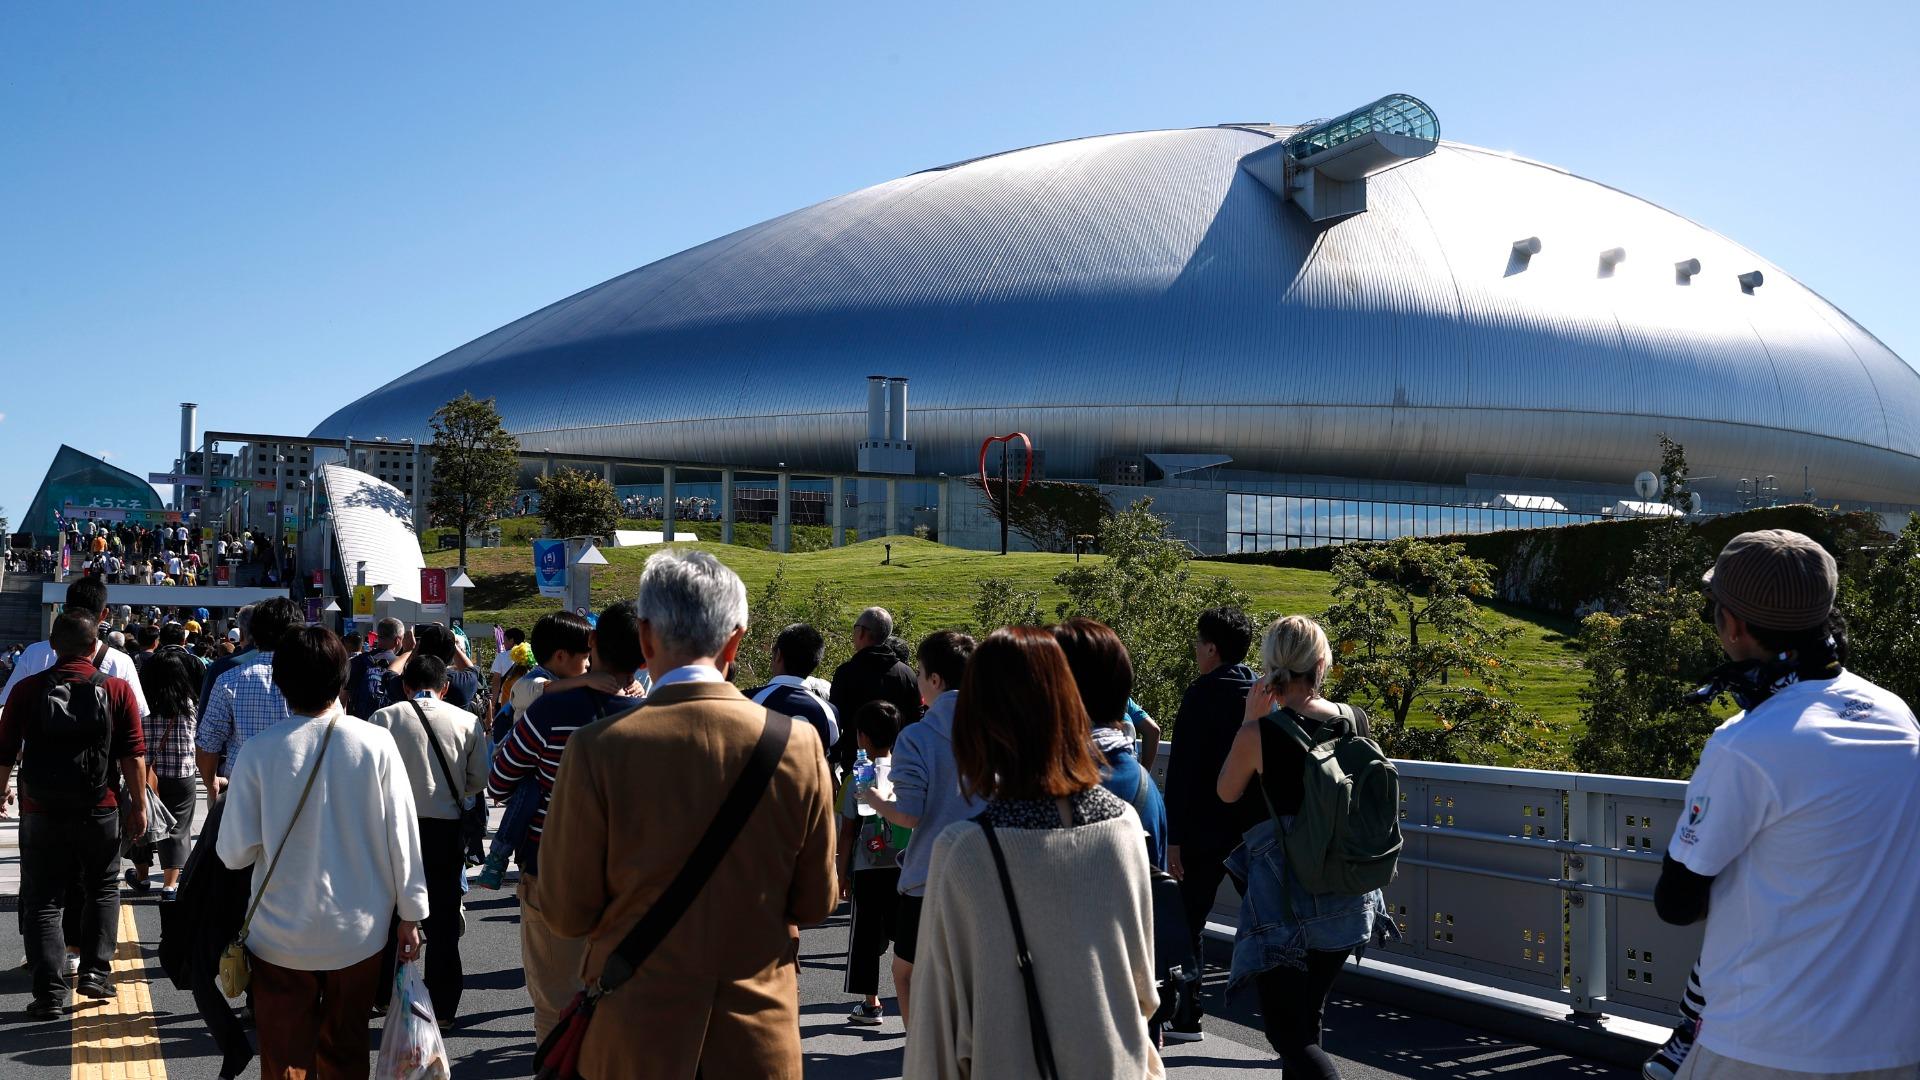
[{"left": 1702, "top": 529, "right": 1837, "bottom": 632}]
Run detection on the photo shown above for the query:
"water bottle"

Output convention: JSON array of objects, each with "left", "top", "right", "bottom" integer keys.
[{"left": 853, "top": 750, "right": 877, "bottom": 817}]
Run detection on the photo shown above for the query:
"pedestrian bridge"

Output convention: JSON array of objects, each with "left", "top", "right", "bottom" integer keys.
[{"left": 0, "top": 760, "right": 1681, "bottom": 1078}]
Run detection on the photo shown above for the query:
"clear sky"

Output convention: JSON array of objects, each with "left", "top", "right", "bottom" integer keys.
[{"left": 3, "top": 2, "right": 1916, "bottom": 527}]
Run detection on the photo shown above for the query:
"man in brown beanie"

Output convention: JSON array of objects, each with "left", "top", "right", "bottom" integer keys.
[{"left": 1652, "top": 529, "right": 1920, "bottom": 1080}]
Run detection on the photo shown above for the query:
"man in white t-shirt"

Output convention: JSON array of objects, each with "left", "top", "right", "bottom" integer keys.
[{"left": 1657, "top": 530, "right": 1920, "bottom": 1080}]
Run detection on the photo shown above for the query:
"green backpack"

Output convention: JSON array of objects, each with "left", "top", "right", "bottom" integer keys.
[{"left": 1264, "top": 704, "right": 1402, "bottom": 897}]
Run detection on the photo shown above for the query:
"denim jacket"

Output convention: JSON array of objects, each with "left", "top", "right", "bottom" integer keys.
[{"left": 1223, "top": 816, "right": 1398, "bottom": 993}]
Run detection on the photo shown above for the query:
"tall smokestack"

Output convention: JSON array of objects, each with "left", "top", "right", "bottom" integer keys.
[
  {"left": 888, "top": 377, "right": 908, "bottom": 442},
  {"left": 866, "top": 376, "right": 887, "bottom": 441},
  {"left": 179, "top": 403, "right": 198, "bottom": 465}
]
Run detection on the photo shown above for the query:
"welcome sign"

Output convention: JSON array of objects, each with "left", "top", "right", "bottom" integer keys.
[{"left": 534, "top": 539, "right": 568, "bottom": 598}]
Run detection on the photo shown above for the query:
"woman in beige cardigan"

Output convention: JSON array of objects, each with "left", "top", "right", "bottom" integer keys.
[{"left": 903, "top": 626, "right": 1164, "bottom": 1079}]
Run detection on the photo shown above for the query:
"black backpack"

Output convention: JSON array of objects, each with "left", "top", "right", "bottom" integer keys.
[{"left": 23, "top": 669, "right": 115, "bottom": 813}]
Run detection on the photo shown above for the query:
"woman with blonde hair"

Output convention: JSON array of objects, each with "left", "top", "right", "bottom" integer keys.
[{"left": 1214, "top": 615, "right": 1394, "bottom": 1079}]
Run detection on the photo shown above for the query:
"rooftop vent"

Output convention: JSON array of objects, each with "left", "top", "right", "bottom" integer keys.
[
  {"left": 1598, "top": 247, "right": 1627, "bottom": 276},
  {"left": 1739, "top": 270, "right": 1765, "bottom": 294},
  {"left": 1239, "top": 94, "right": 1441, "bottom": 222},
  {"left": 1675, "top": 258, "right": 1702, "bottom": 285}
]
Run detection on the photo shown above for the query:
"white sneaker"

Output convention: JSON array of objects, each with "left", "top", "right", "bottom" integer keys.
[{"left": 63, "top": 953, "right": 80, "bottom": 978}]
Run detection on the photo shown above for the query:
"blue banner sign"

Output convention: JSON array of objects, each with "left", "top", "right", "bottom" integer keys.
[{"left": 534, "top": 539, "right": 568, "bottom": 598}]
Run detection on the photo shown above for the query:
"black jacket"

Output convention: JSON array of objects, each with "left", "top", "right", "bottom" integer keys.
[
  {"left": 828, "top": 646, "right": 922, "bottom": 771},
  {"left": 1163, "top": 663, "right": 1264, "bottom": 848}
]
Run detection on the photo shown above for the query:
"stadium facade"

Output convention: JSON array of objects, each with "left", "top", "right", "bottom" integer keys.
[{"left": 311, "top": 96, "right": 1920, "bottom": 552}]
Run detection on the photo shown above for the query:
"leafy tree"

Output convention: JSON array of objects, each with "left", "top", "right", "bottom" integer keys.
[
  {"left": 536, "top": 468, "right": 619, "bottom": 541},
  {"left": 1053, "top": 499, "right": 1260, "bottom": 730},
  {"left": 1571, "top": 435, "right": 1724, "bottom": 779},
  {"left": 425, "top": 393, "right": 521, "bottom": 568},
  {"left": 970, "top": 577, "right": 1043, "bottom": 634},
  {"left": 973, "top": 479, "right": 1112, "bottom": 553},
  {"left": 732, "top": 565, "right": 853, "bottom": 689},
  {"left": 1319, "top": 536, "right": 1542, "bottom": 764},
  {"left": 1839, "top": 513, "right": 1920, "bottom": 709},
  {"left": 0, "top": 506, "right": 9, "bottom": 537}
]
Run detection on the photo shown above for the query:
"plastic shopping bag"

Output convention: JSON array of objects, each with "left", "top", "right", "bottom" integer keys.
[{"left": 375, "top": 960, "right": 450, "bottom": 1080}]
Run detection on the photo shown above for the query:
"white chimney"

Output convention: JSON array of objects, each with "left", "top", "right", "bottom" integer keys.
[
  {"left": 866, "top": 376, "right": 888, "bottom": 442},
  {"left": 888, "top": 377, "right": 908, "bottom": 442}
]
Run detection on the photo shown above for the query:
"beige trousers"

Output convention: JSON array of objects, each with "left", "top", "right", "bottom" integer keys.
[
  {"left": 519, "top": 872, "right": 589, "bottom": 1044},
  {"left": 1677, "top": 1046, "right": 1919, "bottom": 1080}
]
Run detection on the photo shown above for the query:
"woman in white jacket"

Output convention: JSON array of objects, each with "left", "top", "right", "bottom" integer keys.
[
  {"left": 904, "top": 625, "right": 1163, "bottom": 1080},
  {"left": 217, "top": 626, "right": 428, "bottom": 1080}
]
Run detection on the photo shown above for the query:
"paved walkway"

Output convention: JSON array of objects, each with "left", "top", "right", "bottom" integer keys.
[{"left": 0, "top": 799, "right": 1634, "bottom": 1078}]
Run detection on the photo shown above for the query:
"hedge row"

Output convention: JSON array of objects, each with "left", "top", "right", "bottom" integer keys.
[{"left": 1201, "top": 505, "right": 1891, "bottom": 614}]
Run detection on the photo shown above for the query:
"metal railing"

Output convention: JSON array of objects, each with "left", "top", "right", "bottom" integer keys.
[{"left": 1148, "top": 751, "right": 1699, "bottom": 1025}]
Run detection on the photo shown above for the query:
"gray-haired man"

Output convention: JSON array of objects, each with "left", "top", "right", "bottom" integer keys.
[
  {"left": 827, "top": 606, "right": 922, "bottom": 774},
  {"left": 539, "top": 550, "right": 835, "bottom": 1078}
]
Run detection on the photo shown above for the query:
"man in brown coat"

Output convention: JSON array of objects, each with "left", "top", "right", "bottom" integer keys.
[{"left": 539, "top": 549, "right": 837, "bottom": 1079}]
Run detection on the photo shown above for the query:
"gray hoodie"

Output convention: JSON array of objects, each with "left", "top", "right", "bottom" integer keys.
[{"left": 889, "top": 690, "right": 983, "bottom": 896}]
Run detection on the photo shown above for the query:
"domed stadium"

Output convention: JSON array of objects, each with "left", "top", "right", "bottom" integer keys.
[{"left": 311, "top": 96, "right": 1920, "bottom": 552}]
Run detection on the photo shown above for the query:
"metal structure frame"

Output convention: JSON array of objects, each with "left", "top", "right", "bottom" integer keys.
[{"left": 1141, "top": 750, "right": 1703, "bottom": 1027}]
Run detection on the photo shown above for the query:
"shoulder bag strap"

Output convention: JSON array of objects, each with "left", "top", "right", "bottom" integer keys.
[
  {"left": 236, "top": 715, "right": 338, "bottom": 943},
  {"left": 406, "top": 697, "right": 463, "bottom": 802},
  {"left": 980, "top": 819, "right": 1060, "bottom": 1080},
  {"left": 596, "top": 708, "right": 792, "bottom": 994}
]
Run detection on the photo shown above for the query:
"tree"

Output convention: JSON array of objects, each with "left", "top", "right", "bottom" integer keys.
[
  {"left": 536, "top": 468, "right": 619, "bottom": 542},
  {"left": 970, "top": 577, "right": 1043, "bottom": 634},
  {"left": 971, "top": 479, "right": 1112, "bottom": 553},
  {"left": 1571, "top": 435, "right": 1724, "bottom": 779},
  {"left": 1053, "top": 499, "right": 1260, "bottom": 729},
  {"left": 425, "top": 393, "right": 521, "bottom": 568},
  {"left": 1840, "top": 513, "right": 1920, "bottom": 709},
  {"left": 732, "top": 565, "right": 853, "bottom": 689},
  {"left": 0, "top": 506, "right": 9, "bottom": 537},
  {"left": 1319, "top": 536, "right": 1543, "bottom": 764}
]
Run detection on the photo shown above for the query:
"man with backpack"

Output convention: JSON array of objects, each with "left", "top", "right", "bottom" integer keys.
[
  {"left": 348, "top": 617, "right": 405, "bottom": 719},
  {"left": 0, "top": 613, "right": 149, "bottom": 1019}
]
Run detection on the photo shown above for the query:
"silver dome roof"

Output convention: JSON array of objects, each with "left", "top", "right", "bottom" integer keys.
[{"left": 312, "top": 123, "right": 1920, "bottom": 507}]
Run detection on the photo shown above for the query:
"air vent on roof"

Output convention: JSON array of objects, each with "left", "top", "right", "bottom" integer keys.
[
  {"left": 1739, "top": 271, "right": 1765, "bottom": 294},
  {"left": 1675, "top": 258, "right": 1701, "bottom": 285},
  {"left": 1598, "top": 248, "right": 1627, "bottom": 277}
]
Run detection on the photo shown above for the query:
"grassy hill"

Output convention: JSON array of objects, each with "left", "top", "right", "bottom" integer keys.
[{"left": 429, "top": 533, "right": 1588, "bottom": 739}]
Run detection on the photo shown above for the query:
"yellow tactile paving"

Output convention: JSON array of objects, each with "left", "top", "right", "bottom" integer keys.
[{"left": 69, "top": 905, "right": 169, "bottom": 1080}]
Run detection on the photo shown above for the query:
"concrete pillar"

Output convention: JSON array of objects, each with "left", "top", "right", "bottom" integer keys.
[
  {"left": 885, "top": 479, "right": 898, "bottom": 540},
  {"left": 937, "top": 476, "right": 950, "bottom": 542},
  {"left": 774, "top": 472, "right": 791, "bottom": 553},
  {"left": 888, "top": 378, "right": 908, "bottom": 442},
  {"left": 830, "top": 476, "right": 845, "bottom": 547},
  {"left": 661, "top": 466, "right": 677, "bottom": 541},
  {"left": 721, "top": 469, "right": 736, "bottom": 545},
  {"left": 601, "top": 461, "right": 613, "bottom": 484}
]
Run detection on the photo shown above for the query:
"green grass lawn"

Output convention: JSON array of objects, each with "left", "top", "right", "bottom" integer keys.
[{"left": 429, "top": 533, "right": 1590, "bottom": 740}]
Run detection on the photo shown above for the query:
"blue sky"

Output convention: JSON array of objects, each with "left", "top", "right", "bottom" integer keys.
[{"left": 3, "top": 2, "right": 1916, "bottom": 527}]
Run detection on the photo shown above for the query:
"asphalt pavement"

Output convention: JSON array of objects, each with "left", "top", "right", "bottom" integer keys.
[{"left": 1, "top": 801, "right": 1634, "bottom": 1078}]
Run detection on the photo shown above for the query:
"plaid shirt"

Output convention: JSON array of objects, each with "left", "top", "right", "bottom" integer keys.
[
  {"left": 196, "top": 650, "right": 289, "bottom": 776},
  {"left": 147, "top": 708, "right": 198, "bottom": 779}
]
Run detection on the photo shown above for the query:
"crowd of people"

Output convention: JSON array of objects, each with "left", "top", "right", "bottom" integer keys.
[
  {"left": 0, "top": 528, "right": 1914, "bottom": 1080},
  {"left": 6, "top": 519, "right": 291, "bottom": 586}
]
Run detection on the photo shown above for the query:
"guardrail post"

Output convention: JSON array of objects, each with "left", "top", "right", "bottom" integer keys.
[{"left": 1566, "top": 782, "right": 1608, "bottom": 1018}]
